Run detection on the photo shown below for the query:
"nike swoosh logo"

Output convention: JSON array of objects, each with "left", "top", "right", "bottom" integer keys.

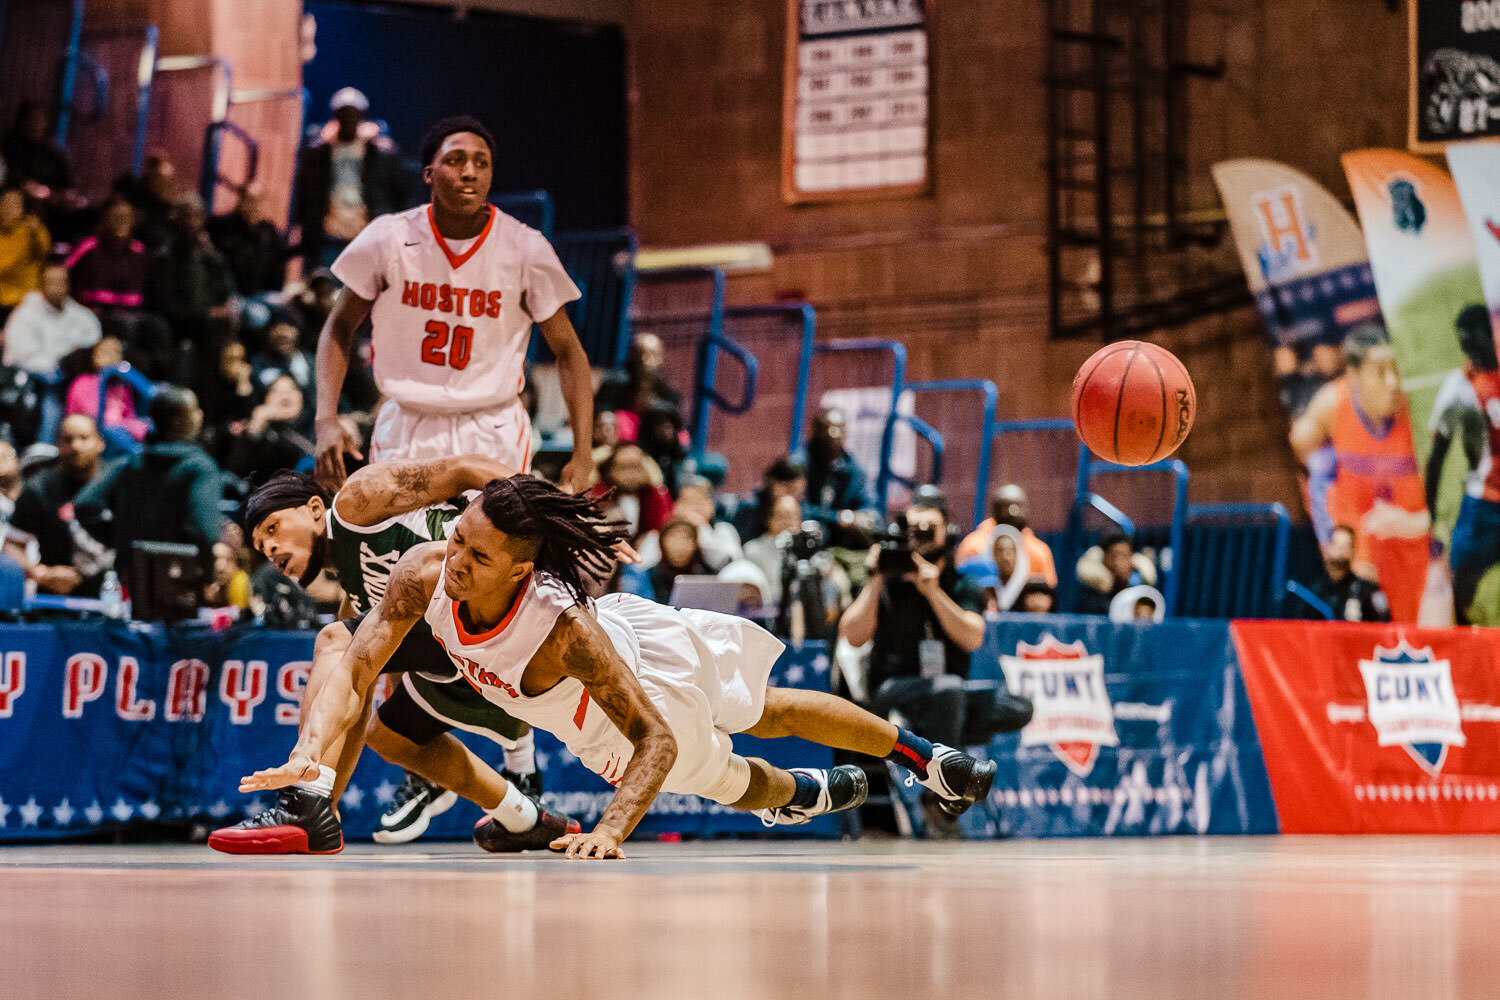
[{"left": 404, "top": 240, "right": 420, "bottom": 246}]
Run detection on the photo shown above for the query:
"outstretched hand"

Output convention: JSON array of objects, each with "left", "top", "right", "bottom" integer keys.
[
  {"left": 239, "top": 750, "right": 321, "bottom": 793},
  {"left": 549, "top": 827, "right": 626, "bottom": 860}
]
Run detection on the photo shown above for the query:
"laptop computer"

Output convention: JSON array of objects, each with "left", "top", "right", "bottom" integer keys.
[{"left": 667, "top": 575, "right": 746, "bottom": 616}]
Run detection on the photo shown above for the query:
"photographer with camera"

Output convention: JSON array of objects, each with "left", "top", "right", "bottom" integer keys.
[{"left": 839, "top": 486, "right": 986, "bottom": 744}]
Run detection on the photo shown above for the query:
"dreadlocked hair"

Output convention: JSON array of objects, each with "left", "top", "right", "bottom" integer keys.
[{"left": 478, "top": 475, "right": 631, "bottom": 605}]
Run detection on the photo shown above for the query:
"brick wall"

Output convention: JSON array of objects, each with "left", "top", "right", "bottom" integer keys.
[{"left": 624, "top": 0, "right": 1411, "bottom": 515}]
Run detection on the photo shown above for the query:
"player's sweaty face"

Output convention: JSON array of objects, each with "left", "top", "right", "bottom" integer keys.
[
  {"left": 444, "top": 507, "right": 525, "bottom": 600},
  {"left": 253, "top": 508, "right": 317, "bottom": 581},
  {"left": 430, "top": 133, "right": 493, "bottom": 215}
]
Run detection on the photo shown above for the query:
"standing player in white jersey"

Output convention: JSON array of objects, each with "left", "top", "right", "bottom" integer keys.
[
  {"left": 314, "top": 114, "right": 595, "bottom": 489},
  {"left": 244, "top": 476, "right": 997, "bottom": 860},
  {"left": 312, "top": 115, "right": 598, "bottom": 830}
]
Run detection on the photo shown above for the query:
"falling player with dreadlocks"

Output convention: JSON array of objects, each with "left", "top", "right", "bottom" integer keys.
[
  {"left": 209, "top": 456, "right": 584, "bottom": 854},
  {"left": 244, "top": 476, "right": 997, "bottom": 859}
]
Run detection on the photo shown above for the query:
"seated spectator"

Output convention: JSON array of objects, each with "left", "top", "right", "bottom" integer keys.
[
  {"left": 11, "top": 414, "right": 113, "bottom": 596},
  {"left": 742, "top": 493, "right": 804, "bottom": 606},
  {"left": 716, "top": 558, "right": 774, "bottom": 622},
  {"left": 223, "top": 374, "right": 314, "bottom": 480},
  {"left": 595, "top": 332, "right": 681, "bottom": 435},
  {"left": 73, "top": 386, "right": 225, "bottom": 588},
  {"left": 1075, "top": 529, "right": 1157, "bottom": 615},
  {"left": 804, "top": 405, "right": 876, "bottom": 534},
  {"left": 64, "top": 335, "right": 150, "bottom": 443},
  {"left": 734, "top": 455, "right": 808, "bottom": 542},
  {"left": 201, "top": 340, "right": 260, "bottom": 460},
  {"left": 591, "top": 442, "right": 672, "bottom": 540},
  {"left": 208, "top": 182, "right": 288, "bottom": 296},
  {"left": 65, "top": 198, "right": 147, "bottom": 314},
  {"left": 0, "top": 184, "right": 50, "bottom": 323},
  {"left": 638, "top": 398, "right": 688, "bottom": 496},
  {"left": 4, "top": 259, "right": 100, "bottom": 445},
  {"left": 591, "top": 409, "right": 619, "bottom": 468},
  {"left": 1017, "top": 577, "right": 1056, "bottom": 613},
  {"left": 1296, "top": 523, "right": 1392, "bottom": 623},
  {"left": 975, "top": 527, "right": 1030, "bottom": 613},
  {"left": 638, "top": 517, "right": 711, "bottom": 602},
  {"left": 0, "top": 440, "right": 32, "bottom": 607},
  {"left": 146, "top": 194, "right": 237, "bottom": 383},
  {"left": 1109, "top": 584, "right": 1166, "bottom": 624},
  {"left": 66, "top": 198, "right": 172, "bottom": 377},
  {"left": 1, "top": 103, "right": 79, "bottom": 212},
  {"left": 633, "top": 473, "right": 742, "bottom": 572},
  {"left": 3, "top": 259, "right": 100, "bottom": 376},
  {"left": 955, "top": 483, "right": 1058, "bottom": 588},
  {"left": 203, "top": 527, "right": 252, "bottom": 611},
  {"left": 114, "top": 153, "right": 179, "bottom": 254},
  {"left": 250, "top": 312, "right": 314, "bottom": 404},
  {"left": 289, "top": 267, "right": 337, "bottom": 352}
]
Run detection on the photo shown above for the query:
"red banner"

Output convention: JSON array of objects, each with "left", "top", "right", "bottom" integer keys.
[{"left": 1232, "top": 621, "right": 1500, "bottom": 833}]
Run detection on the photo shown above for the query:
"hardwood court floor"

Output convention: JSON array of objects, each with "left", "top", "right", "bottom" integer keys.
[{"left": 2, "top": 836, "right": 1499, "bottom": 1000}]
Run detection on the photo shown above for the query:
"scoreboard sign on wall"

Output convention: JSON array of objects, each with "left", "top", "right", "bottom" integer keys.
[
  {"left": 1410, "top": 0, "right": 1500, "bottom": 148},
  {"left": 782, "top": 0, "right": 932, "bottom": 203}
]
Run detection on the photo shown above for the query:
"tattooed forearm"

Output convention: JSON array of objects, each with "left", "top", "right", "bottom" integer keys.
[{"left": 556, "top": 610, "right": 677, "bottom": 838}]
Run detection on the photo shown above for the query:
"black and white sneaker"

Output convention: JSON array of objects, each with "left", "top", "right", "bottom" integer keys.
[
  {"left": 374, "top": 771, "right": 457, "bottom": 844},
  {"left": 502, "top": 769, "right": 543, "bottom": 799},
  {"left": 757, "top": 765, "right": 869, "bottom": 826},
  {"left": 920, "top": 744, "right": 996, "bottom": 818}
]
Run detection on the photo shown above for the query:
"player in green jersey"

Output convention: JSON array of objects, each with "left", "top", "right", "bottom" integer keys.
[{"left": 209, "top": 455, "right": 578, "bottom": 854}]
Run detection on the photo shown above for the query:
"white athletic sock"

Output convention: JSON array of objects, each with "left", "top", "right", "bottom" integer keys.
[
  {"left": 503, "top": 730, "right": 536, "bottom": 775},
  {"left": 488, "top": 781, "right": 539, "bottom": 833},
  {"left": 294, "top": 765, "right": 336, "bottom": 799}
]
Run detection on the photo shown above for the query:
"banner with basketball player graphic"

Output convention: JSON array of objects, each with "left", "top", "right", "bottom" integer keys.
[
  {"left": 964, "top": 617, "right": 1279, "bottom": 839},
  {"left": 1343, "top": 150, "right": 1481, "bottom": 572},
  {"left": 1210, "top": 158, "right": 1383, "bottom": 420},
  {"left": 1232, "top": 620, "right": 1500, "bottom": 833}
]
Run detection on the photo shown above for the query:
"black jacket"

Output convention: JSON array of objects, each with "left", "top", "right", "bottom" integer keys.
[{"left": 293, "top": 137, "right": 406, "bottom": 266}]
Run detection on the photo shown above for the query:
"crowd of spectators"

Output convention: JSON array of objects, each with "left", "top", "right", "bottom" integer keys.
[
  {"left": 0, "top": 94, "right": 397, "bottom": 617},
  {"left": 0, "top": 91, "right": 1391, "bottom": 653}
]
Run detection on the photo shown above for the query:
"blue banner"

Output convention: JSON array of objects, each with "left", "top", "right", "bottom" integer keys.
[
  {"left": 0, "top": 622, "right": 833, "bottom": 842},
  {"left": 960, "top": 615, "right": 1280, "bottom": 838}
]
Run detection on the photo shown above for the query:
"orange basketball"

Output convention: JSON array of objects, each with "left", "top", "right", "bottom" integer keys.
[{"left": 1070, "top": 341, "right": 1196, "bottom": 466}]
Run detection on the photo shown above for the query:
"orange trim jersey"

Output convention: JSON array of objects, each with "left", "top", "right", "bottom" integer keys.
[
  {"left": 331, "top": 205, "right": 580, "bottom": 414},
  {"left": 423, "top": 567, "right": 785, "bottom": 795},
  {"left": 1325, "top": 380, "right": 1430, "bottom": 622}
]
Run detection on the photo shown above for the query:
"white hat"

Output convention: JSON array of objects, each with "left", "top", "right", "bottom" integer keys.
[
  {"left": 329, "top": 87, "right": 369, "bottom": 113},
  {"left": 716, "top": 559, "right": 771, "bottom": 601}
]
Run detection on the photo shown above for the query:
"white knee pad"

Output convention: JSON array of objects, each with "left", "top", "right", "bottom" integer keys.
[{"left": 699, "top": 753, "right": 752, "bottom": 805}]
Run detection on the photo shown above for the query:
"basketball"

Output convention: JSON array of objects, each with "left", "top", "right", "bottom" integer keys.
[{"left": 1071, "top": 341, "right": 1196, "bottom": 466}]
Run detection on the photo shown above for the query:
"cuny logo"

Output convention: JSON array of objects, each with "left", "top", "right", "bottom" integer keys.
[
  {"left": 999, "top": 634, "right": 1118, "bottom": 777},
  {"left": 1251, "top": 184, "right": 1319, "bottom": 283},
  {"left": 1357, "top": 640, "right": 1465, "bottom": 777}
]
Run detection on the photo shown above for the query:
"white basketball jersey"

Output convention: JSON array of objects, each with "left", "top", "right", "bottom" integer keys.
[
  {"left": 424, "top": 571, "right": 649, "bottom": 785},
  {"left": 332, "top": 205, "right": 580, "bottom": 414}
]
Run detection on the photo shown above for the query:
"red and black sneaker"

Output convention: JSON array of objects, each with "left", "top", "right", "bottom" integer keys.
[
  {"left": 208, "top": 787, "right": 344, "bottom": 855},
  {"left": 473, "top": 799, "right": 580, "bottom": 853}
]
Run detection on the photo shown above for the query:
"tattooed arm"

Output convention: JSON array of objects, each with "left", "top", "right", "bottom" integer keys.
[
  {"left": 239, "top": 543, "right": 444, "bottom": 791},
  {"left": 531, "top": 607, "right": 678, "bottom": 859},
  {"left": 332, "top": 455, "right": 519, "bottom": 527}
]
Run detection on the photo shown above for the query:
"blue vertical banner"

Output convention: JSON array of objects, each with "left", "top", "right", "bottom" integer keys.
[{"left": 962, "top": 616, "right": 1280, "bottom": 838}]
